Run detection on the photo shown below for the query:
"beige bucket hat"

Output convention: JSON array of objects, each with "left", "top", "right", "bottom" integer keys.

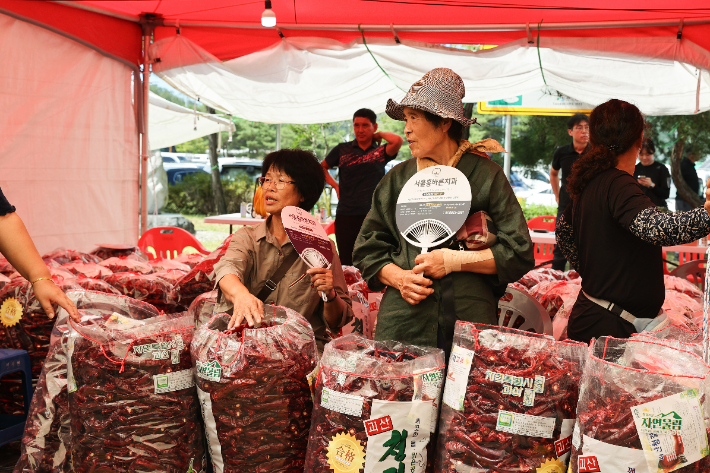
[{"left": 386, "top": 68, "right": 477, "bottom": 127}]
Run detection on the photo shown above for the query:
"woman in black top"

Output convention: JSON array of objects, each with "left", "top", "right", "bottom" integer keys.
[
  {"left": 556, "top": 99, "right": 710, "bottom": 343},
  {"left": 633, "top": 138, "right": 671, "bottom": 208}
]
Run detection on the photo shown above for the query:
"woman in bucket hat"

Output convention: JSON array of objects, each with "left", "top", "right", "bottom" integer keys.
[{"left": 353, "top": 68, "right": 534, "bottom": 353}]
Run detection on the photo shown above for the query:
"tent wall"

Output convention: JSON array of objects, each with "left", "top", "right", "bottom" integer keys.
[{"left": 0, "top": 13, "right": 139, "bottom": 254}]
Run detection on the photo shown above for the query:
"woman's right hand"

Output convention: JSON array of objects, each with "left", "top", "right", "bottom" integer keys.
[
  {"left": 219, "top": 274, "right": 263, "bottom": 329},
  {"left": 397, "top": 270, "right": 434, "bottom": 305}
]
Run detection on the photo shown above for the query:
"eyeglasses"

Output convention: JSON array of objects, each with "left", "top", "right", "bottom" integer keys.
[
  {"left": 573, "top": 125, "right": 590, "bottom": 131},
  {"left": 258, "top": 176, "right": 296, "bottom": 190}
]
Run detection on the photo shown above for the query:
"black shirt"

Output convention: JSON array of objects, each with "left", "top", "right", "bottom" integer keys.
[
  {"left": 680, "top": 157, "right": 701, "bottom": 196},
  {"left": 633, "top": 161, "right": 671, "bottom": 208},
  {"left": 551, "top": 143, "right": 587, "bottom": 209},
  {"left": 0, "top": 187, "right": 15, "bottom": 216},
  {"left": 325, "top": 140, "right": 397, "bottom": 216},
  {"left": 565, "top": 168, "right": 661, "bottom": 327}
]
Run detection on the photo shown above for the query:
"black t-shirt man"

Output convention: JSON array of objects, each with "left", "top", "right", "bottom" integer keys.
[
  {"left": 564, "top": 168, "right": 661, "bottom": 342},
  {"left": 0, "top": 187, "right": 15, "bottom": 216},
  {"left": 322, "top": 109, "right": 403, "bottom": 266},
  {"left": 551, "top": 143, "right": 588, "bottom": 211},
  {"left": 633, "top": 161, "right": 671, "bottom": 208},
  {"left": 325, "top": 140, "right": 398, "bottom": 216}
]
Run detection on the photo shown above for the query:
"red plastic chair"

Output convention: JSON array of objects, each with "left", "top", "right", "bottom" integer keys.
[
  {"left": 138, "top": 227, "right": 211, "bottom": 260},
  {"left": 324, "top": 220, "right": 335, "bottom": 236},
  {"left": 532, "top": 242, "right": 555, "bottom": 268},
  {"left": 527, "top": 215, "right": 556, "bottom": 232}
]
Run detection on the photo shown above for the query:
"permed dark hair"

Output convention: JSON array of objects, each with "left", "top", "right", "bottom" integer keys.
[
  {"left": 567, "top": 99, "right": 645, "bottom": 200},
  {"left": 642, "top": 137, "right": 656, "bottom": 155},
  {"left": 261, "top": 149, "right": 325, "bottom": 211},
  {"left": 422, "top": 110, "right": 465, "bottom": 143},
  {"left": 353, "top": 108, "right": 377, "bottom": 125},
  {"left": 567, "top": 113, "right": 589, "bottom": 130}
]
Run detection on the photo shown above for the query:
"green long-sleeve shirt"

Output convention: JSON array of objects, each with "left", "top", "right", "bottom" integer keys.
[{"left": 353, "top": 153, "right": 534, "bottom": 347}]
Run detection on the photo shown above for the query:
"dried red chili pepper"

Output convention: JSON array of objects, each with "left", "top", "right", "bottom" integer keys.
[
  {"left": 90, "top": 245, "right": 148, "bottom": 261},
  {"left": 42, "top": 249, "right": 102, "bottom": 266},
  {"left": 98, "top": 256, "right": 153, "bottom": 275},
  {"left": 150, "top": 258, "right": 191, "bottom": 273},
  {"left": 104, "top": 270, "right": 180, "bottom": 308},
  {"left": 66, "top": 291, "right": 205, "bottom": 473},
  {"left": 570, "top": 336, "right": 710, "bottom": 473},
  {"left": 435, "top": 323, "right": 586, "bottom": 473},
  {"left": 175, "top": 235, "right": 232, "bottom": 308},
  {"left": 306, "top": 334, "right": 445, "bottom": 473},
  {"left": 191, "top": 306, "right": 317, "bottom": 473},
  {"left": 187, "top": 290, "right": 217, "bottom": 329},
  {"left": 14, "top": 309, "right": 75, "bottom": 473},
  {"left": 73, "top": 276, "right": 121, "bottom": 295},
  {"left": 60, "top": 262, "right": 113, "bottom": 279}
]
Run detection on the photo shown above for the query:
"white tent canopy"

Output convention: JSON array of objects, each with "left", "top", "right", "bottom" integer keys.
[
  {"left": 149, "top": 92, "right": 236, "bottom": 150},
  {"left": 151, "top": 34, "right": 710, "bottom": 124}
]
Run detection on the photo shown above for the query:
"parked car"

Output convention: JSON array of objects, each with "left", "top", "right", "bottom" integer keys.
[
  {"left": 522, "top": 187, "right": 557, "bottom": 208},
  {"left": 164, "top": 163, "right": 210, "bottom": 185}
]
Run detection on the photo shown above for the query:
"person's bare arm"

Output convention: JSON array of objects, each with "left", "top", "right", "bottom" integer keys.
[
  {"left": 0, "top": 212, "right": 79, "bottom": 321},
  {"left": 550, "top": 167, "right": 560, "bottom": 203},
  {"left": 412, "top": 250, "right": 497, "bottom": 280},
  {"left": 377, "top": 263, "right": 433, "bottom": 305},
  {"left": 374, "top": 132, "right": 404, "bottom": 156},
  {"left": 321, "top": 160, "right": 340, "bottom": 198}
]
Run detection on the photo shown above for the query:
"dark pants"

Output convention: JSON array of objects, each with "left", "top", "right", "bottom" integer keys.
[
  {"left": 551, "top": 205, "right": 567, "bottom": 271},
  {"left": 334, "top": 214, "right": 367, "bottom": 266}
]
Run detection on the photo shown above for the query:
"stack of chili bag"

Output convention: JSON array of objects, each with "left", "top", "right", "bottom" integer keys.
[
  {"left": 66, "top": 291, "right": 205, "bottom": 473},
  {"left": 306, "top": 334, "right": 445, "bottom": 473},
  {"left": 570, "top": 336, "right": 710, "bottom": 473},
  {"left": 191, "top": 305, "right": 317, "bottom": 472},
  {"left": 436, "top": 322, "right": 586, "bottom": 472}
]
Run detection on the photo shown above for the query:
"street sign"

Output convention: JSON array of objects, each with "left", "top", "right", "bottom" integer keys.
[{"left": 478, "top": 89, "right": 593, "bottom": 116}]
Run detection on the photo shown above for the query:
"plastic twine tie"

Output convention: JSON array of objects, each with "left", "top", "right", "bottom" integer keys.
[
  {"left": 536, "top": 20, "right": 551, "bottom": 92},
  {"left": 358, "top": 24, "right": 406, "bottom": 93},
  {"left": 703, "top": 246, "right": 710, "bottom": 363}
]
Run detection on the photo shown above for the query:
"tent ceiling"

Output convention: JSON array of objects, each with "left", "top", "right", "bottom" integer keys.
[{"left": 2, "top": 1, "right": 710, "bottom": 64}]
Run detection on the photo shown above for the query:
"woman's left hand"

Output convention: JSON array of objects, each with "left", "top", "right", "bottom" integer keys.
[
  {"left": 413, "top": 250, "right": 447, "bottom": 279},
  {"left": 307, "top": 268, "right": 337, "bottom": 301}
]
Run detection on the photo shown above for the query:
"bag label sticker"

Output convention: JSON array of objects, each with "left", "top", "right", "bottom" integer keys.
[
  {"left": 556, "top": 418, "right": 576, "bottom": 463},
  {"left": 581, "top": 435, "right": 648, "bottom": 472},
  {"left": 414, "top": 368, "right": 444, "bottom": 433},
  {"left": 153, "top": 369, "right": 195, "bottom": 394},
  {"left": 363, "top": 400, "right": 432, "bottom": 473},
  {"left": 631, "top": 388, "right": 709, "bottom": 472},
  {"left": 196, "top": 360, "right": 222, "bottom": 382},
  {"left": 495, "top": 410, "right": 555, "bottom": 438},
  {"left": 442, "top": 344, "right": 474, "bottom": 411},
  {"left": 321, "top": 387, "right": 364, "bottom": 417}
]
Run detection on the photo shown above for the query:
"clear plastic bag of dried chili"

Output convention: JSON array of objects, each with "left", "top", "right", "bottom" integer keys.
[
  {"left": 435, "top": 322, "right": 587, "bottom": 473},
  {"left": 14, "top": 306, "right": 73, "bottom": 473},
  {"left": 305, "top": 334, "right": 445, "bottom": 473},
  {"left": 187, "top": 290, "right": 217, "bottom": 330},
  {"left": 191, "top": 305, "right": 318, "bottom": 473},
  {"left": 65, "top": 291, "right": 205, "bottom": 473},
  {"left": 570, "top": 336, "right": 710, "bottom": 473},
  {"left": 15, "top": 290, "right": 144, "bottom": 473}
]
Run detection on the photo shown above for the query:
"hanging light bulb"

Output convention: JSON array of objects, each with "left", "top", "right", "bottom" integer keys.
[{"left": 261, "top": 0, "right": 276, "bottom": 27}]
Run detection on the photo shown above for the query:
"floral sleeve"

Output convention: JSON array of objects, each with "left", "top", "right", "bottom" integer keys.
[
  {"left": 555, "top": 213, "right": 579, "bottom": 270},
  {"left": 627, "top": 207, "right": 710, "bottom": 246}
]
